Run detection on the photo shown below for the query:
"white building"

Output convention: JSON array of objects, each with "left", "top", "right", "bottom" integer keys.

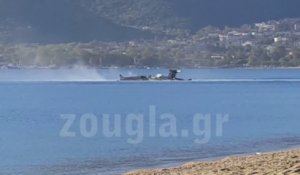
[
  {"left": 294, "top": 23, "right": 300, "bottom": 31},
  {"left": 255, "top": 22, "right": 276, "bottom": 32},
  {"left": 274, "top": 37, "right": 288, "bottom": 43}
]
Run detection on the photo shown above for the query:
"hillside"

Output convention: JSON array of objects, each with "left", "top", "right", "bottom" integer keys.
[
  {"left": 1, "top": 0, "right": 300, "bottom": 43},
  {"left": 172, "top": 0, "right": 300, "bottom": 29},
  {"left": 84, "top": 0, "right": 300, "bottom": 31},
  {"left": 80, "top": 0, "right": 188, "bottom": 31},
  {"left": 0, "top": 0, "right": 153, "bottom": 43}
]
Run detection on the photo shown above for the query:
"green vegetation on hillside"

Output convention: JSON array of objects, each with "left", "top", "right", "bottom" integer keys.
[{"left": 81, "top": 0, "right": 188, "bottom": 33}]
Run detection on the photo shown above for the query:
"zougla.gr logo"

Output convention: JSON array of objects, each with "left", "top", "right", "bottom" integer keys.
[{"left": 60, "top": 106, "right": 229, "bottom": 144}]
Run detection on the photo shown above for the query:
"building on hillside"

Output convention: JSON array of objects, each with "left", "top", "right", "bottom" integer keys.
[
  {"left": 274, "top": 37, "right": 288, "bottom": 44},
  {"left": 294, "top": 23, "right": 300, "bottom": 31},
  {"left": 255, "top": 22, "right": 276, "bottom": 32}
]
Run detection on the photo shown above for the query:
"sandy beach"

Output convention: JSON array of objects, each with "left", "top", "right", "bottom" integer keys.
[{"left": 125, "top": 149, "right": 300, "bottom": 175}]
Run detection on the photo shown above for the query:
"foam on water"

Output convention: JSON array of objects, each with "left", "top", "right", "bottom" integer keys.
[
  {"left": 191, "top": 78, "right": 300, "bottom": 82},
  {"left": 0, "top": 69, "right": 110, "bottom": 82}
]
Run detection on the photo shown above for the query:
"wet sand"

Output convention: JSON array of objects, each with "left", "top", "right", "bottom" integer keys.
[{"left": 125, "top": 149, "right": 300, "bottom": 175}]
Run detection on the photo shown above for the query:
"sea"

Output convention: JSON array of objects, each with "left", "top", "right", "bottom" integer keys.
[{"left": 0, "top": 68, "right": 300, "bottom": 175}]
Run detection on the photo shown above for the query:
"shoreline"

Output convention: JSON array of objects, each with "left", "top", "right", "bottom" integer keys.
[
  {"left": 1, "top": 66, "right": 300, "bottom": 70},
  {"left": 125, "top": 148, "right": 300, "bottom": 175}
]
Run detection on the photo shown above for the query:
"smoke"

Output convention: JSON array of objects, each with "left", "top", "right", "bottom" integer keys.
[{"left": 49, "top": 69, "right": 108, "bottom": 82}]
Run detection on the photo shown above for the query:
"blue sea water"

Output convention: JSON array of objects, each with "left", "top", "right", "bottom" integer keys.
[{"left": 0, "top": 68, "right": 300, "bottom": 175}]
